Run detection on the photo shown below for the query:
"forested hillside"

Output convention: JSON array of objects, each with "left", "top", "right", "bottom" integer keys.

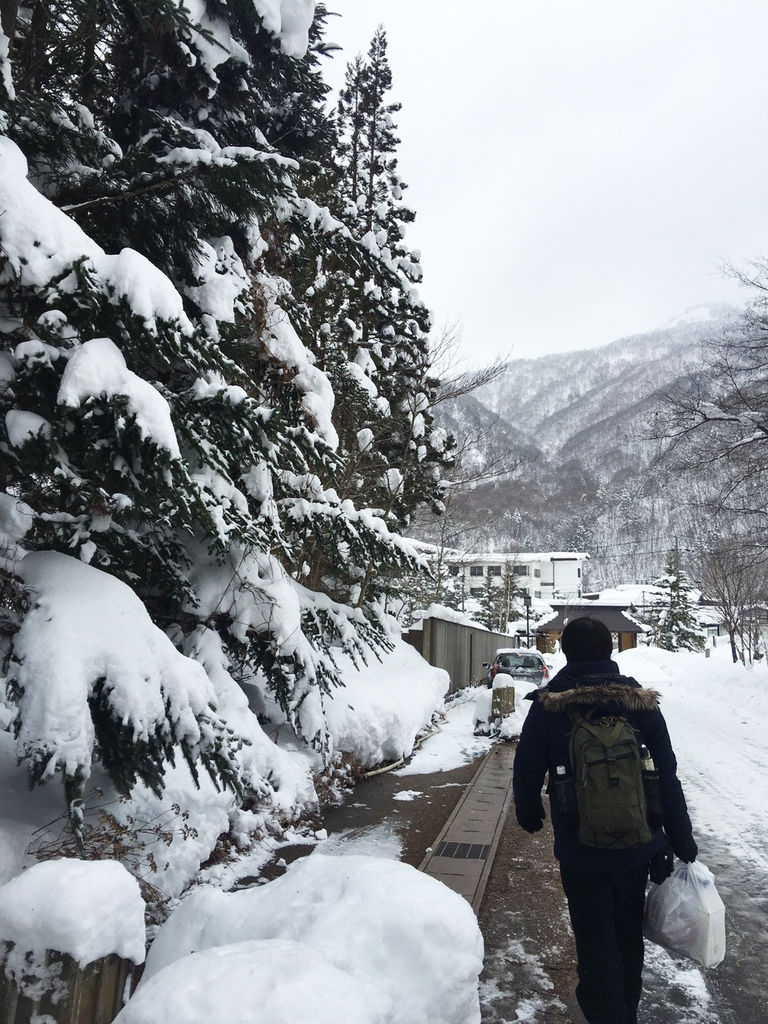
[{"left": 418, "top": 306, "right": 738, "bottom": 588}]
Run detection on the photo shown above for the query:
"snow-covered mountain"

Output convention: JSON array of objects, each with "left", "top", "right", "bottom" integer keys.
[
  {"left": 424, "top": 305, "right": 738, "bottom": 585},
  {"left": 470, "top": 304, "right": 734, "bottom": 468}
]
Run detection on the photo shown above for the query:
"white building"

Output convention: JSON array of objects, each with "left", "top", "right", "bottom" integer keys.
[{"left": 444, "top": 551, "right": 588, "bottom": 601}]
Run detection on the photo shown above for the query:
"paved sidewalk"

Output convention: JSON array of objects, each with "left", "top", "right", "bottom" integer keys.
[{"left": 419, "top": 743, "right": 515, "bottom": 913}]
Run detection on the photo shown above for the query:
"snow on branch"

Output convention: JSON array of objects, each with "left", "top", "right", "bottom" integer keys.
[
  {"left": 0, "top": 137, "right": 193, "bottom": 336},
  {"left": 57, "top": 338, "right": 181, "bottom": 458},
  {"left": 252, "top": 0, "right": 316, "bottom": 57},
  {"left": 7, "top": 551, "right": 243, "bottom": 801}
]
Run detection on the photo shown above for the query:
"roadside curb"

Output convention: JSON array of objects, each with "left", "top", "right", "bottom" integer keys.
[{"left": 419, "top": 743, "right": 515, "bottom": 914}]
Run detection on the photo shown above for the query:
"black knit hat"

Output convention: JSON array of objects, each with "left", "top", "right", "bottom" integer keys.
[{"left": 560, "top": 616, "right": 612, "bottom": 662}]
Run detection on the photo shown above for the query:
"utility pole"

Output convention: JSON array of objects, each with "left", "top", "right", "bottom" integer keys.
[{"left": 523, "top": 593, "right": 531, "bottom": 648}]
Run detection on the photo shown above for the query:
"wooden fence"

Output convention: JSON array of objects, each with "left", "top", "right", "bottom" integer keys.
[
  {"left": 0, "top": 945, "right": 142, "bottom": 1024},
  {"left": 402, "top": 615, "right": 523, "bottom": 694}
]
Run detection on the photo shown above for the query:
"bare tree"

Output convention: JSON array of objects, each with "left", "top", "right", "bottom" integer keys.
[
  {"left": 408, "top": 421, "right": 533, "bottom": 602},
  {"left": 654, "top": 263, "right": 768, "bottom": 528},
  {"left": 429, "top": 321, "right": 510, "bottom": 406},
  {"left": 693, "top": 534, "right": 768, "bottom": 664}
]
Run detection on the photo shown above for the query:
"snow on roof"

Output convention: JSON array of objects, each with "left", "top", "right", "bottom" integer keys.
[
  {"left": 580, "top": 594, "right": 633, "bottom": 608},
  {"left": 443, "top": 551, "right": 589, "bottom": 564},
  {"left": 539, "top": 604, "right": 646, "bottom": 633},
  {"left": 696, "top": 606, "right": 725, "bottom": 626},
  {"left": 409, "top": 604, "right": 489, "bottom": 631},
  {"left": 584, "top": 583, "right": 702, "bottom": 606}
]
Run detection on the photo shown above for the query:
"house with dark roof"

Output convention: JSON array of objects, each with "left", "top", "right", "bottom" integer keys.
[{"left": 535, "top": 601, "right": 647, "bottom": 654}]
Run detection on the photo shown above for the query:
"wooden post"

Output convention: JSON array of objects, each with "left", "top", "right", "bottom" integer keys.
[{"left": 491, "top": 684, "right": 515, "bottom": 720}]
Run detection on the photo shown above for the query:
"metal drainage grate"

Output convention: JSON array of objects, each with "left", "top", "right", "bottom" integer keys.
[{"left": 434, "top": 841, "right": 491, "bottom": 860}]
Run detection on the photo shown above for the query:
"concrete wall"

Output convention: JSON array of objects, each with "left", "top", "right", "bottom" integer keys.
[
  {"left": 549, "top": 558, "right": 582, "bottom": 598},
  {"left": 403, "top": 616, "right": 522, "bottom": 695}
]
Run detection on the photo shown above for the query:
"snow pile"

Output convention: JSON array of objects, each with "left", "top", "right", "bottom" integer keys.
[
  {"left": 471, "top": 674, "right": 531, "bottom": 741},
  {"left": 115, "top": 939, "right": 393, "bottom": 1024},
  {"left": 0, "top": 858, "right": 145, "bottom": 965},
  {"left": 9, "top": 551, "right": 227, "bottom": 782},
  {"left": 0, "top": 616, "right": 447, "bottom": 896},
  {"left": 132, "top": 853, "right": 483, "bottom": 1024},
  {"left": 323, "top": 641, "right": 447, "bottom": 767},
  {"left": 396, "top": 688, "right": 494, "bottom": 776}
]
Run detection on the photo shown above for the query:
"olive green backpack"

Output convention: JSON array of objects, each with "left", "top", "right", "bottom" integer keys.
[{"left": 568, "top": 707, "right": 653, "bottom": 849}]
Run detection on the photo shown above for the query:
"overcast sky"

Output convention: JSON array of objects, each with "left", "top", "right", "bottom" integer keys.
[{"left": 320, "top": 1, "right": 768, "bottom": 364}]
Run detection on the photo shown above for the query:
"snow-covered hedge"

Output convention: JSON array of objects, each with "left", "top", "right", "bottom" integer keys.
[
  {"left": 120, "top": 854, "right": 483, "bottom": 1024},
  {"left": 320, "top": 643, "right": 447, "bottom": 767}
]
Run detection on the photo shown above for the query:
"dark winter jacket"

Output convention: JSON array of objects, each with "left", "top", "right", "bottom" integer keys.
[{"left": 512, "top": 658, "right": 694, "bottom": 872}]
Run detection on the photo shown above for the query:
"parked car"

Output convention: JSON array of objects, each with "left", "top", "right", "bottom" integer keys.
[{"left": 483, "top": 648, "right": 549, "bottom": 688}]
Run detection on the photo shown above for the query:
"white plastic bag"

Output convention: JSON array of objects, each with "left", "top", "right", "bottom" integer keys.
[{"left": 644, "top": 860, "right": 726, "bottom": 968}]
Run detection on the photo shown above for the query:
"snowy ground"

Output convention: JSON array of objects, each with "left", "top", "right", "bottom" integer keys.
[
  {"left": 478, "top": 645, "right": 768, "bottom": 1024},
  {"left": 2, "top": 644, "right": 767, "bottom": 1022},
  {"left": 247, "top": 645, "right": 768, "bottom": 1024}
]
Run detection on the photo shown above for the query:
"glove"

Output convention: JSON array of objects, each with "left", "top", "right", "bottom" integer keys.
[
  {"left": 516, "top": 801, "right": 546, "bottom": 834},
  {"left": 671, "top": 834, "right": 698, "bottom": 863},
  {"left": 649, "top": 841, "right": 674, "bottom": 884}
]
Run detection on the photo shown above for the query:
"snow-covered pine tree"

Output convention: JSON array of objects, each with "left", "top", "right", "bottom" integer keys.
[
  {"left": 647, "top": 548, "right": 705, "bottom": 652},
  {"left": 477, "top": 572, "right": 503, "bottom": 632},
  {"left": 0, "top": 2, "right": 426, "bottom": 823},
  {"left": 327, "top": 25, "right": 451, "bottom": 531}
]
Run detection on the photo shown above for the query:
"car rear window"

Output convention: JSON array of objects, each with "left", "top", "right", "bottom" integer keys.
[
  {"left": 498, "top": 655, "right": 525, "bottom": 668},
  {"left": 498, "top": 654, "right": 541, "bottom": 669}
]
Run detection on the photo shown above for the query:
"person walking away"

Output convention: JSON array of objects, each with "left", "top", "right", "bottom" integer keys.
[{"left": 512, "top": 616, "right": 698, "bottom": 1024}]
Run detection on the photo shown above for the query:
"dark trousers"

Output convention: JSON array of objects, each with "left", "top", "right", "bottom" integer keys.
[{"left": 560, "top": 863, "right": 649, "bottom": 1024}]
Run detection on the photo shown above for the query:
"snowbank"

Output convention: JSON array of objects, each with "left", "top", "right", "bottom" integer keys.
[
  {"left": 0, "top": 858, "right": 145, "bottom": 965},
  {"left": 617, "top": 643, "right": 768, "bottom": 737},
  {"left": 324, "top": 640, "right": 448, "bottom": 767},
  {"left": 115, "top": 939, "right": 393, "bottom": 1024},
  {"left": 0, "top": 607, "right": 447, "bottom": 898},
  {"left": 137, "top": 853, "right": 483, "bottom": 1024},
  {"left": 616, "top": 644, "right": 768, "bottom": 869}
]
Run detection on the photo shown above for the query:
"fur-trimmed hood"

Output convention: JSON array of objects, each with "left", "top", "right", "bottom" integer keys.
[{"left": 538, "top": 678, "right": 661, "bottom": 714}]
